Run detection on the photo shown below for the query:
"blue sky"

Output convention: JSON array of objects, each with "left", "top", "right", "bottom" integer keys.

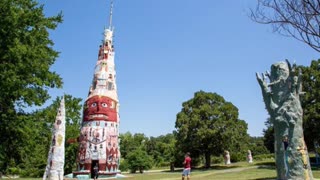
[{"left": 39, "top": 0, "right": 319, "bottom": 137}]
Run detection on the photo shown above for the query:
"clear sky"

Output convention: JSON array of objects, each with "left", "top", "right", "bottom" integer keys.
[{"left": 39, "top": 0, "right": 319, "bottom": 137}]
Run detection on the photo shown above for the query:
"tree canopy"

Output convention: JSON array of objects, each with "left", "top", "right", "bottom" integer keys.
[
  {"left": 0, "top": 0, "right": 63, "bottom": 175},
  {"left": 300, "top": 59, "right": 320, "bottom": 150},
  {"left": 174, "top": 91, "right": 249, "bottom": 168}
]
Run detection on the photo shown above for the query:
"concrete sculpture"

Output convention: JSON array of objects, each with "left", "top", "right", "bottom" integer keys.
[
  {"left": 73, "top": 1, "right": 121, "bottom": 178},
  {"left": 247, "top": 150, "right": 253, "bottom": 163},
  {"left": 257, "top": 60, "right": 313, "bottom": 180},
  {"left": 43, "top": 97, "right": 66, "bottom": 180},
  {"left": 224, "top": 150, "right": 231, "bottom": 165}
]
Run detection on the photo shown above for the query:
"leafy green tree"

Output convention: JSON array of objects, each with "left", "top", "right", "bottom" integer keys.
[
  {"left": 248, "top": 136, "right": 269, "bottom": 156},
  {"left": 126, "top": 148, "right": 153, "bottom": 173},
  {"left": 0, "top": 0, "right": 62, "bottom": 173},
  {"left": 119, "top": 132, "right": 148, "bottom": 159},
  {"left": 300, "top": 59, "right": 320, "bottom": 150},
  {"left": 145, "top": 133, "right": 176, "bottom": 167},
  {"left": 263, "top": 119, "right": 274, "bottom": 153},
  {"left": 119, "top": 132, "right": 152, "bottom": 173},
  {"left": 174, "top": 91, "right": 249, "bottom": 168}
]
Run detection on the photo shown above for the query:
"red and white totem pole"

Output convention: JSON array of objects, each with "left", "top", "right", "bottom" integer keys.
[{"left": 73, "top": 1, "right": 121, "bottom": 178}]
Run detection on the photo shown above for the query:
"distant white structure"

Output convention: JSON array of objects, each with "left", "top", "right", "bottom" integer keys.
[
  {"left": 224, "top": 150, "right": 231, "bottom": 165},
  {"left": 247, "top": 150, "right": 253, "bottom": 163},
  {"left": 43, "top": 97, "right": 66, "bottom": 180}
]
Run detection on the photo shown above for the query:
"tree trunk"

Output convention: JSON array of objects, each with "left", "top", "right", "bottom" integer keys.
[{"left": 205, "top": 152, "right": 211, "bottom": 168}]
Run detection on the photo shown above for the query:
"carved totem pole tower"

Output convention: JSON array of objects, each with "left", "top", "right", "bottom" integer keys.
[{"left": 73, "top": 1, "right": 121, "bottom": 178}]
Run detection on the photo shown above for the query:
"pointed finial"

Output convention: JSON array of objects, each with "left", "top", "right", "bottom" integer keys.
[{"left": 109, "top": 0, "right": 114, "bottom": 29}]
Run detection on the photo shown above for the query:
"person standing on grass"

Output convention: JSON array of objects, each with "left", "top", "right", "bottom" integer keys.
[{"left": 182, "top": 152, "right": 191, "bottom": 180}]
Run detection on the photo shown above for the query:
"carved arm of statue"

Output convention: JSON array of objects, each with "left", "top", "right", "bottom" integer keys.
[
  {"left": 286, "top": 60, "right": 305, "bottom": 96},
  {"left": 256, "top": 72, "right": 277, "bottom": 116}
]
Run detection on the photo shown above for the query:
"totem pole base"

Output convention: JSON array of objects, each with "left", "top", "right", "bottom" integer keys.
[{"left": 72, "top": 170, "right": 122, "bottom": 179}]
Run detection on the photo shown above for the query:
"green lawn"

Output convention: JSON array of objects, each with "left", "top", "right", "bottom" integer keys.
[
  {"left": 123, "top": 160, "right": 320, "bottom": 180},
  {"left": 13, "top": 160, "right": 320, "bottom": 180}
]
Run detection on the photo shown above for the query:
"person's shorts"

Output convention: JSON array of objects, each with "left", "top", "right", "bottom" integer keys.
[{"left": 182, "top": 168, "right": 191, "bottom": 176}]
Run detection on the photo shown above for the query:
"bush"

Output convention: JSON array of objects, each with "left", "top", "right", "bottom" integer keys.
[
  {"left": 20, "top": 168, "right": 43, "bottom": 178},
  {"left": 127, "top": 148, "right": 153, "bottom": 173},
  {"left": 211, "top": 156, "right": 223, "bottom": 164},
  {"left": 6, "top": 167, "right": 20, "bottom": 175},
  {"left": 158, "top": 161, "right": 171, "bottom": 167},
  {"left": 230, "top": 152, "right": 246, "bottom": 162},
  {"left": 119, "top": 159, "right": 129, "bottom": 172},
  {"left": 253, "top": 153, "right": 274, "bottom": 161}
]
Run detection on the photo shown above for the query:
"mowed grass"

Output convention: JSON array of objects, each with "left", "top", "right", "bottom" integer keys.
[
  {"left": 117, "top": 160, "right": 320, "bottom": 180},
  {"left": 14, "top": 160, "right": 320, "bottom": 180}
]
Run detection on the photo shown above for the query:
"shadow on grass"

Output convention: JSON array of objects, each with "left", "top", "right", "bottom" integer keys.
[
  {"left": 249, "top": 177, "right": 276, "bottom": 180},
  {"left": 254, "top": 161, "right": 276, "bottom": 170}
]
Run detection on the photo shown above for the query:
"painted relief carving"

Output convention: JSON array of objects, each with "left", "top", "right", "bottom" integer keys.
[{"left": 83, "top": 95, "right": 117, "bottom": 122}]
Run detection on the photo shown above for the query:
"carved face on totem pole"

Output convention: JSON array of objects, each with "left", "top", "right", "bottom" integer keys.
[{"left": 83, "top": 95, "right": 117, "bottom": 122}]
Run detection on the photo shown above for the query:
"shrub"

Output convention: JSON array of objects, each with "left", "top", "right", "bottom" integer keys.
[
  {"left": 253, "top": 153, "right": 274, "bottom": 161},
  {"left": 119, "top": 159, "right": 129, "bottom": 172},
  {"left": 211, "top": 156, "right": 223, "bottom": 164},
  {"left": 127, "top": 148, "right": 153, "bottom": 173},
  {"left": 230, "top": 152, "right": 246, "bottom": 162}
]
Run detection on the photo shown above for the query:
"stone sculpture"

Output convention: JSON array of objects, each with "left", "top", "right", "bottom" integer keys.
[
  {"left": 256, "top": 60, "right": 313, "bottom": 180},
  {"left": 224, "top": 150, "right": 231, "bottom": 165},
  {"left": 247, "top": 150, "right": 253, "bottom": 163}
]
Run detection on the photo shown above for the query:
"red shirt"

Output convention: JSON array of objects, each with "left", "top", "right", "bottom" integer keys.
[{"left": 184, "top": 156, "right": 191, "bottom": 169}]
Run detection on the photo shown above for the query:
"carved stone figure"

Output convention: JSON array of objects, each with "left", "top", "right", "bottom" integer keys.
[
  {"left": 256, "top": 60, "right": 313, "bottom": 180},
  {"left": 224, "top": 150, "right": 231, "bottom": 165},
  {"left": 247, "top": 150, "right": 253, "bottom": 163}
]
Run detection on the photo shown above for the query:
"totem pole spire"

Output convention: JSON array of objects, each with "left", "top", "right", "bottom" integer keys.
[
  {"left": 108, "top": 0, "right": 114, "bottom": 30},
  {"left": 73, "top": 0, "right": 121, "bottom": 178}
]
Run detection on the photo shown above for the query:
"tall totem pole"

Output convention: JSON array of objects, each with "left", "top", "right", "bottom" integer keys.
[
  {"left": 73, "top": 1, "right": 121, "bottom": 178},
  {"left": 257, "top": 60, "right": 313, "bottom": 180}
]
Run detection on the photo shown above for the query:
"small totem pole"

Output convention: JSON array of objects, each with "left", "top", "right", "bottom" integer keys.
[{"left": 43, "top": 96, "right": 66, "bottom": 180}]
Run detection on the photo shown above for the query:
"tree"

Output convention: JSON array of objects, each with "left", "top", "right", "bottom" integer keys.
[
  {"left": 263, "top": 118, "right": 275, "bottom": 153},
  {"left": 126, "top": 148, "right": 153, "bottom": 173},
  {"left": 300, "top": 59, "right": 320, "bottom": 150},
  {"left": 250, "top": 0, "right": 320, "bottom": 52},
  {"left": 248, "top": 136, "right": 269, "bottom": 155},
  {"left": 119, "top": 132, "right": 148, "bottom": 159},
  {"left": 0, "top": 0, "right": 62, "bottom": 173},
  {"left": 119, "top": 132, "right": 152, "bottom": 173},
  {"left": 145, "top": 133, "right": 176, "bottom": 167},
  {"left": 174, "top": 91, "right": 249, "bottom": 168}
]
